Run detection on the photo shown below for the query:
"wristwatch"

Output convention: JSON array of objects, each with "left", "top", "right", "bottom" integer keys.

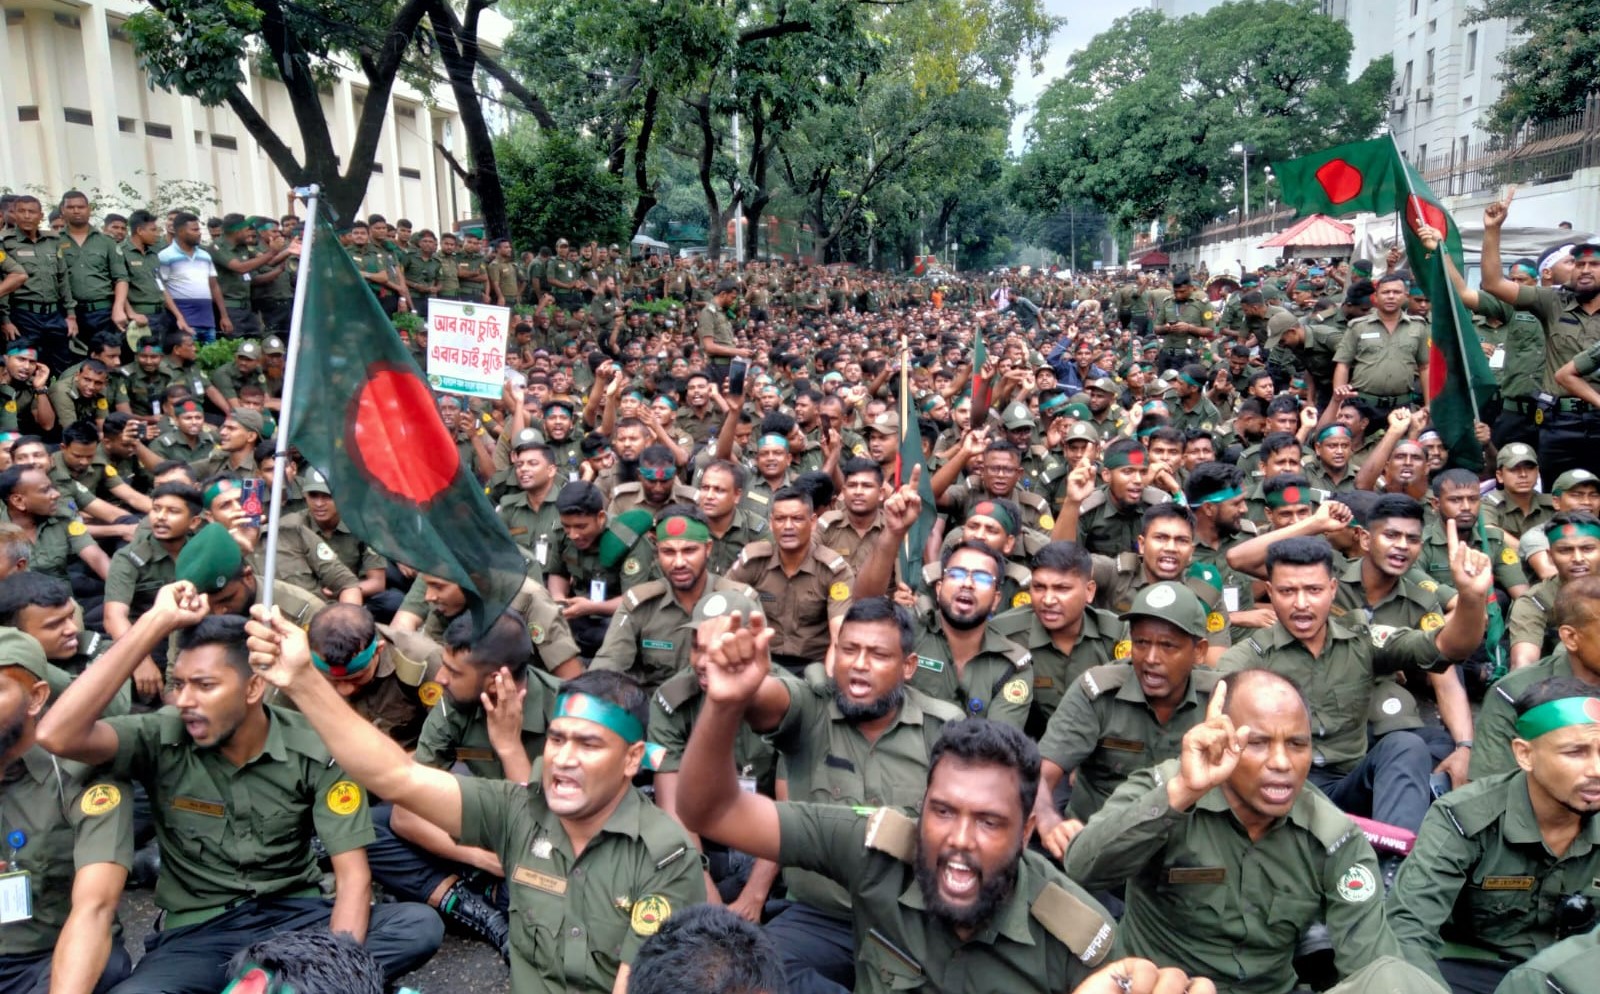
[{"left": 1455, "top": 739, "right": 1474, "bottom": 750}]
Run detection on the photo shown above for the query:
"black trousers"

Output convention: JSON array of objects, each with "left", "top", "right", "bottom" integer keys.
[
  {"left": 764, "top": 901, "right": 855, "bottom": 994},
  {"left": 1539, "top": 409, "right": 1600, "bottom": 486},
  {"left": 0, "top": 944, "right": 131, "bottom": 994},
  {"left": 8, "top": 307, "right": 72, "bottom": 373}
]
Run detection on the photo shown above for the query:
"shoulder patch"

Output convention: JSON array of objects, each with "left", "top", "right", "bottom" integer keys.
[
  {"left": 863, "top": 807, "right": 918, "bottom": 862},
  {"left": 1081, "top": 664, "right": 1130, "bottom": 700},
  {"left": 1031, "top": 881, "right": 1115, "bottom": 966},
  {"left": 654, "top": 671, "right": 699, "bottom": 714},
  {"left": 624, "top": 579, "right": 670, "bottom": 609},
  {"left": 741, "top": 541, "right": 774, "bottom": 560}
]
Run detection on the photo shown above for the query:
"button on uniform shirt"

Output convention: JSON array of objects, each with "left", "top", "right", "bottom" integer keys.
[
  {"left": 456, "top": 775, "right": 705, "bottom": 994},
  {"left": 1388, "top": 770, "right": 1600, "bottom": 987},
  {"left": 1065, "top": 760, "right": 1398, "bottom": 994},
  {"left": 778, "top": 804, "right": 1118, "bottom": 994},
  {"left": 414, "top": 667, "right": 563, "bottom": 778},
  {"left": 0, "top": 228, "right": 71, "bottom": 308},
  {"left": 0, "top": 747, "right": 133, "bottom": 957},
  {"left": 1038, "top": 665, "right": 1221, "bottom": 822},
  {"left": 59, "top": 229, "right": 128, "bottom": 308},
  {"left": 1334, "top": 313, "right": 1429, "bottom": 396},
  {"left": 100, "top": 707, "right": 374, "bottom": 916},
  {"left": 909, "top": 613, "right": 1034, "bottom": 729}
]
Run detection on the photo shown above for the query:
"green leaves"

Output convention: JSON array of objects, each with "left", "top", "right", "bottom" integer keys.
[
  {"left": 1469, "top": 0, "right": 1600, "bottom": 132},
  {"left": 496, "top": 130, "right": 630, "bottom": 251}
]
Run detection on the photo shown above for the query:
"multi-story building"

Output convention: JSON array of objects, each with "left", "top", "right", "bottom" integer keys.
[{"left": 0, "top": 0, "right": 492, "bottom": 230}]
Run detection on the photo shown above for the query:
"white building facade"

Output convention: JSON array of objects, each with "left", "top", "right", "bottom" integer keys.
[{"left": 0, "top": 0, "right": 492, "bottom": 229}]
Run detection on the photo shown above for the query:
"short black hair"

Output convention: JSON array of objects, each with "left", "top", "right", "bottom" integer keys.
[
  {"left": 928, "top": 719, "right": 1040, "bottom": 821},
  {"left": 1184, "top": 461, "right": 1243, "bottom": 504},
  {"left": 443, "top": 609, "right": 532, "bottom": 681},
  {"left": 840, "top": 596, "right": 916, "bottom": 654},
  {"left": 628, "top": 904, "right": 786, "bottom": 994},
  {"left": 1514, "top": 676, "right": 1600, "bottom": 717},
  {"left": 1264, "top": 536, "right": 1335, "bottom": 578},
  {"left": 792, "top": 471, "right": 835, "bottom": 511},
  {"left": 1259, "top": 431, "right": 1302, "bottom": 462},
  {"left": 1431, "top": 467, "right": 1480, "bottom": 497},
  {"left": 1141, "top": 501, "right": 1195, "bottom": 534},
  {"left": 556, "top": 480, "right": 605, "bottom": 516},
  {"left": 701, "top": 460, "right": 748, "bottom": 492},
  {"left": 770, "top": 485, "right": 813, "bottom": 511},
  {"left": 841, "top": 456, "right": 883, "bottom": 485},
  {"left": 940, "top": 538, "right": 1003, "bottom": 577},
  {"left": 150, "top": 482, "right": 203, "bottom": 515},
  {"left": 1368, "top": 493, "right": 1424, "bottom": 528},
  {"left": 176, "top": 614, "right": 252, "bottom": 679},
  {"left": 1031, "top": 540, "right": 1092, "bottom": 580},
  {"left": 226, "top": 930, "right": 382, "bottom": 994},
  {"left": 559, "top": 669, "right": 647, "bottom": 734},
  {"left": 307, "top": 604, "right": 377, "bottom": 672},
  {"left": 61, "top": 420, "right": 100, "bottom": 447},
  {"left": 0, "top": 571, "right": 72, "bottom": 625}
]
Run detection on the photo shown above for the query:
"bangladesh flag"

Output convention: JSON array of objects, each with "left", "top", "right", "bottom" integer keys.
[
  {"left": 1274, "top": 137, "right": 1498, "bottom": 471},
  {"left": 286, "top": 211, "right": 528, "bottom": 634},
  {"left": 897, "top": 346, "right": 937, "bottom": 591}
]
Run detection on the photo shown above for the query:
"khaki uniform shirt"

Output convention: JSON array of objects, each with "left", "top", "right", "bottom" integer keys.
[
  {"left": 1513, "top": 285, "right": 1600, "bottom": 395},
  {"left": 726, "top": 541, "right": 853, "bottom": 661},
  {"left": 1334, "top": 314, "right": 1428, "bottom": 397},
  {"left": 815, "top": 509, "right": 888, "bottom": 578},
  {"left": 1066, "top": 760, "right": 1397, "bottom": 994},
  {"left": 403, "top": 577, "right": 580, "bottom": 675}
]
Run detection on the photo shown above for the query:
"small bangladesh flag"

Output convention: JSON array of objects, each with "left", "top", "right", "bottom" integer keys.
[
  {"left": 897, "top": 344, "right": 937, "bottom": 591},
  {"left": 286, "top": 211, "right": 528, "bottom": 635},
  {"left": 1274, "top": 137, "right": 1498, "bottom": 472}
]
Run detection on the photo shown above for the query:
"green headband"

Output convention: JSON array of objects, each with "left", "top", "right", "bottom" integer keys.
[
  {"left": 1515, "top": 697, "right": 1600, "bottom": 741},
  {"left": 1316, "top": 425, "right": 1353, "bottom": 444},
  {"left": 1103, "top": 447, "right": 1148, "bottom": 471},
  {"left": 1179, "top": 372, "right": 1202, "bottom": 388},
  {"left": 1264, "top": 483, "right": 1318, "bottom": 508},
  {"left": 202, "top": 480, "right": 236, "bottom": 509},
  {"left": 1547, "top": 521, "right": 1600, "bottom": 544},
  {"left": 658, "top": 396, "right": 679, "bottom": 411},
  {"left": 312, "top": 636, "right": 380, "bottom": 678},
  {"left": 757, "top": 434, "right": 789, "bottom": 450},
  {"left": 553, "top": 692, "right": 667, "bottom": 770},
  {"left": 1193, "top": 485, "right": 1242, "bottom": 505},
  {"left": 656, "top": 515, "right": 710, "bottom": 542},
  {"left": 1512, "top": 262, "right": 1539, "bottom": 279},
  {"left": 970, "top": 500, "right": 1017, "bottom": 536}
]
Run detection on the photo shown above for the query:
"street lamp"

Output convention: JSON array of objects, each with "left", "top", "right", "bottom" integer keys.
[{"left": 1230, "top": 142, "right": 1258, "bottom": 222}]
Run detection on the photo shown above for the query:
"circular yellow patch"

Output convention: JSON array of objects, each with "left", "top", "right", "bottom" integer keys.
[
  {"left": 1418, "top": 579, "right": 1438, "bottom": 592},
  {"left": 1011, "top": 591, "right": 1032, "bottom": 608},
  {"left": 622, "top": 557, "right": 642, "bottom": 576},
  {"left": 631, "top": 894, "right": 672, "bottom": 936},
  {"left": 1114, "top": 639, "right": 1132, "bottom": 660},
  {"left": 829, "top": 582, "right": 850, "bottom": 602},
  {"left": 418, "top": 681, "right": 443, "bottom": 707},
  {"left": 96, "top": 397, "right": 108, "bottom": 410},
  {"left": 1001, "top": 677, "right": 1030, "bottom": 704},
  {"left": 1420, "top": 612, "right": 1445, "bottom": 632},
  {"left": 1206, "top": 611, "right": 1226, "bottom": 633},
  {"left": 326, "top": 780, "right": 362, "bottom": 815},
  {"left": 1203, "top": 311, "right": 1215, "bottom": 321},
  {"left": 66, "top": 520, "right": 87, "bottom": 537},
  {"left": 105, "top": 464, "right": 118, "bottom": 477},
  {"left": 1535, "top": 409, "right": 1545, "bottom": 425},
  {"left": 3, "top": 401, "right": 15, "bottom": 414},
  {"left": 1500, "top": 547, "right": 1518, "bottom": 565},
  {"left": 1039, "top": 513, "right": 1055, "bottom": 530},
  {"left": 80, "top": 783, "right": 121, "bottom": 816}
]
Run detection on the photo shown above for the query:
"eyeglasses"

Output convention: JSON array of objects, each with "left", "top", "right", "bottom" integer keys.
[{"left": 944, "top": 568, "right": 997, "bottom": 589}]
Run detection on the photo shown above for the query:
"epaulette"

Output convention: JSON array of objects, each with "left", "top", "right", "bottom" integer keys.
[
  {"left": 638, "top": 804, "right": 694, "bottom": 867},
  {"left": 1114, "top": 551, "right": 1140, "bottom": 575},
  {"left": 1438, "top": 781, "right": 1507, "bottom": 839},
  {"left": 124, "top": 544, "right": 148, "bottom": 568},
  {"left": 623, "top": 579, "right": 669, "bottom": 610},
  {"left": 821, "top": 550, "right": 849, "bottom": 574},
  {"left": 816, "top": 509, "right": 846, "bottom": 529},
  {"left": 1077, "top": 489, "right": 1108, "bottom": 515},
  {"left": 379, "top": 624, "right": 441, "bottom": 686},
  {"left": 1003, "top": 561, "right": 1032, "bottom": 588},
  {"left": 1305, "top": 795, "right": 1363, "bottom": 854},
  {"left": 1079, "top": 664, "right": 1131, "bottom": 701},
  {"left": 1030, "top": 881, "right": 1115, "bottom": 967},
  {"left": 739, "top": 540, "right": 775, "bottom": 563},
  {"left": 610, "top": 481, "right": 642, "bottom": 497},
  {"left": 652, "top": 669, "right": 700, "bottom": 715},
  {"left": 1016, "top": 490, "right": 1049, "bottom": 512},
  {"left": 1237, "top": 519, "right": 1260, "bottom": 536},
  {"left": 863, "top": 807, "right": 917, "bottom": 862},
  {"left": 1483, "top": 491, "right": 1505, "bottom": 507}
]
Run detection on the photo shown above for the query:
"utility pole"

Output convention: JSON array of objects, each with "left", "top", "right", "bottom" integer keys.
[{"left": 732, "top": 69, "right": 744, "bottom": 265}]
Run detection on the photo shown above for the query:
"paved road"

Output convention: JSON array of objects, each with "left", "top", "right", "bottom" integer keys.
[{"left": 120, "top": 890, "right": 512, "bottom": 993}]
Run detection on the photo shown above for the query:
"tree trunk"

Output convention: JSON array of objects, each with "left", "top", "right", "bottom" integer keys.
[
  {"left": 429, "top": 0, "right": 509, "bottom": 239},
  {"left": 627, "top": 87, "right": 660, "bottom": 236},
  {"left": 740, "top": 97, "right": 773, "bottom": 264},
  {"left": 695, "top": 95, "right": 725, "bottom": 262}
]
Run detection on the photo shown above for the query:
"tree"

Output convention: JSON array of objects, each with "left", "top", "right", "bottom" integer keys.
[
  {"left": 496, "top": 130, "right": 630, "bottom": 253},
  {"left": 1018, "top": 0, "right": 1392, "bottom": 233},
  {"left": 1468, "top": 0, "right": 1600, "bottom": 132},
  {"left": 124, "top": 0, "right": 435, "bottom": 222}
]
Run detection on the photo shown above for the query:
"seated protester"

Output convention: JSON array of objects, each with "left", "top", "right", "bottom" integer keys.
[
  {"left": 544, "top": 483, "right": 656, "bottom": 657},
  {"left": 1388, "top": 677, "right": 1600, "bottom": 994},
  {"left": 99, "top": 412, "right": 153, "bottom": 496},
  {"left": 1508, "top": 513, "right": 1600, "bottom": 669},
  {"left": 301, "top": 603, "right": 443, "bottom": 751},
  {"left": 1472, "top": 577, "right": 1600, "bottom": 781},
  {"left": 0, "top": 522, "right": 29, "bottom": 579},
  {"left": 1051, "top": 437, "right": 1169, "bottom": 561},
  {"left": 495, "top": 439, "right": 563, "bottom": 577},
  {"left": 46, "top": 358, "right": 112, "bottom": 431},
  {"left": 1218, "top": 534, "right": 1492, "bottom": 838},
  {"left": 590, "top": 505, "right": 757, "bottom": 692},
  {"left": 0, "top": 462, "right": 109, "bottom": 588},
  {"left": 610, "top": 443, "right": 697, "bottom": 519},
  {"left": 1181, "top": 428, "right": 1218, "bottom": 473},
  {"left": 1242, "top": 433, "right": 1309, "bottom": 526},
  {"left": 816, "top": 456, "right": 892, "bottom": 578},
  {"left": 1035, "top": 582, "right": 1223, "bottom": 857},
  {"left": 1089, "top": 504, "right": 1230, "bottom": 657},
  {"left": 1493, "top": 930, "right": 1600, "bottom": 994},
  {"left": 1184, "top": 461, "right": 1263, "bottom": 630},
  {"left": 627, "top": 904, "right": 788, "bottom": 994},
  {"left": 933, "top": 497, "right": 1045, "bottom": 606},
  {"left": 695, "top": 460, "right": 768, "bottom": 575},
  {"left": 240, "top": 615, "right": 706, "bottom": 994},
  {"left": 648, "top": 591, "right": 781, "bottom": 911},
  {"left": 1066, "top": 670, "right": 1401, "bottom": 994},
  {"left": 0, "top": 571, "right": 132, "bottom": 715},
  {"left": 1518, "top": 470, "right": 1600, "bottom": 582},
  {"left": 1420, "top": 468, "right": 1529, "bottom": 601},
  {"left": 272, "top": 472, "right": 384, "bottom": 610},
  {"left": 933, "top": 437, "right": 1054, "bottom": 533},
  {"left": 739, "top": 415, "right": 799, "bottom": 512},
  {"left": 989, "top": 540, "right": 1123, "bottom": 739},
  {"left": 35, "top": 602, "right": 445, "bottom": 994},
  {"left": 102, "top": 481, "right": 201, "bottom": 675},
  {"left": 672, "top": 627, "right": 1120, "bottom": 994},
  {"left": 134, "top": 398, "right": 218, "bottom": 470},
  {"left": 1353, "top": 409, "right": 1428, "bottom": 500},
  {"left": 1483, "top": 443, "right": 1553, "bottom": 545},
  {"left": 1331, "top": 494, "right": 1473, "bottom": 784},
  {"left": 1304, "top": 423, "right": 1358, "bottom": 493},
  {"left": 0, "top": 629, "right": 136, "bottom": 994},
  {"left": 366, "top": 610, "right": 566, "bottom": 959},
  {"left": 391, "top": 569, "right": 582, "bottom": 680},
  {"left": 190, "top": 408, "right": 266, "bottom": 479},
  {"left": 52, "top": 420, "right": 151, "bottom": 530}
]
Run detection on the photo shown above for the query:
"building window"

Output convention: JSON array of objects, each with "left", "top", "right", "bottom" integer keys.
[
  {"left": 1410, "top": 0, "right": 1418, "bottom": 14},
  {"left": 1459, "top": 136, "right": 1469, "bottom": 161},
  {"left": 1464, "top": 95, "right": 1474, "bottom": 109},
  {"left": 16, "top": 106, "right": 39, "bottom": 122},
  {"left": 212, "top": 134, "right": 238, "bottom": 150},
  {"left": 1466, "top": 30, "right": 1478, "bottom": 73},
  {"left": 1427, "top": 18, "right": 1435, "bottom": 34},
  {"left": 1425, "top": 49, "right": 1435, "bottom": 85},
  {"left": 118, "top": 117, "right": 135, "bottom": 133},
  {"left": 63, "top": 107, "right": 92, "bottom": 125},
  {"left": 144, "top": 122, "right": 172, "bottom": 138},
  {"left": 372, "top": 163, "right": 384, "bottom": 174},
  {"left": 399, "top": 166, "right": 422, "bottom": 179},
  {"left": 1402, "top": 60, "right": 1413, "bottom": 93},
  {"left": 1417, "top": 143, "right": 1427, "bottom": 166}
]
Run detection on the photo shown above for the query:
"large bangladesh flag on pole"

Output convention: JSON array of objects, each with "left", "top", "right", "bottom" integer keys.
[
  {"left": 287, "top": 211, "right": 528, "bottom": 634},
  {"left": 1273, "top": 136, "right": 1498, "bottom": 472}
]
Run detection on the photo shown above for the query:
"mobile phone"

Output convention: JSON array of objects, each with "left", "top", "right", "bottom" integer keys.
[
  {"left": 240, "top": 478, "right": 266, "bottom": 528},
  {"left": 728, "top": 359, "right": 748, "bottom": 396}
]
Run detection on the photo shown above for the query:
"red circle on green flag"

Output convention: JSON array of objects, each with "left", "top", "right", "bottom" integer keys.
[
  {"left": 1407, "top": 196, "right": 1449, "bottom": 238},
  {"left": 1315, "top": 159, "right": 1364, "bottom": 205},
  {"left": 1427, "top": 342, "right": 1446, "bottom": 400},
  {"left": 348, "top": 365, "right": 460, "bottom": 505}
]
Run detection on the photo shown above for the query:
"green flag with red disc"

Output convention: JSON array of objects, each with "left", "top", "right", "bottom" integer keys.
[{"left": 287, "top": 212, "right": 528, "bottom": 635}]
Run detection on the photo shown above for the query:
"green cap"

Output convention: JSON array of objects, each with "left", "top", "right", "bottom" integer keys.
[
  {"left": 681, "top": 588, "right": 766, "bottom": 632},
  {"left": 1002, "top": 403, "right": 1035, "bottom": 429},
  {"left": 1121, "top": 581, "right": 1210, "bottom": 638},
  {"left": 1554, "top": 469, "right": 1600, "bottom": 495},
  {"left": 176, "top": 523, "right": 244, "bottom": 592},
  {"left": 1065, "top": 420, "right": 1099, "bottom": 442},
  {"left": 1496, "top": 443, "right": 1538, "bottom": 469},
  {"left": 0, "top": 628, "right": 49, "bottom": 679},
  {"left": 231, "top": 409, "right": 266, "bottom": 437},
  {"left": 1266, "top": 311, "right": 1300, "bottom": 349},
  {"left": 301, "top": 469, "right": 332, "bottom": 496},
  {"left": 599, "top": 509, "right": 654, "bottom": 568}
]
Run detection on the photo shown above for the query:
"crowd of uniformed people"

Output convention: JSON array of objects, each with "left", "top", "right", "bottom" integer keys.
[{"left": 1, "top": 187, "right": 1600, "bottom": 994}]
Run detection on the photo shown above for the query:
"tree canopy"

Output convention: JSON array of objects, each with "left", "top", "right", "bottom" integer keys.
[{"left": 1469, "top": 0, "right": 1600, "bottom": 133}]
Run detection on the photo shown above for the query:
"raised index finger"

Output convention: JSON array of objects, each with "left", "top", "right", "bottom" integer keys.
[
  {"left": 1445, "top": 517, "right": 1460, "bottom": 559},
  {"left": 1207, "top": 680, "right": 1228, "bottom": 722}
]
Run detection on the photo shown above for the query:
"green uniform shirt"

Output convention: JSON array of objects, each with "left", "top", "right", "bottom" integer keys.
[
  {"left": 648, "top": 666, "right": 777, "bottom": 794},
  {"left": 208, "top": 240, "right": 257, "bottom": 308},
  {"left": 909, "top": 613, "right": 1034, "bottom": 729},
  {"left": 0, "top": 747, "right": 133, "bottom": 956},
  {"left": 0, "top": 229, "right": 71, "bottom": 307},
  {"left": 1513, "top": 284, "right": 1600, "bottom": 395},
  {"left": 403, "top": 577, "right": 580, "bottom": 675},
  {"left": 47, "top": 378, "right": 109, "bottom": 426},
  {"left": 1153, "top": 296, "right": 1216, "bottom": 352},
  {"left": 496, "top": 488, "right": 564, "bottom": 579},
  {"left": 125, "top": 366, "right": 176, "bottom": 417},
  {"left": 1038, "top": 665, "right": 1221, "bottom": 821},
  {"left": 705, "top": 509, "right": 769, "bottom": 576},
  {"left": 589, "top": 576, "right": 758, "bottom": 691},
  {"left": 103, "top": 706, "right": 373, "bottom": 916},
  {"left": 414, "top": 668, "right": 563, "bottom": 778},
  {"left": 26, "top": 511, "right": 94, "bottom": 584},
  {"left": 1416, "top": 518, "right": 1526, "bottom": 594},
  {"left": 121, "top": 241, "right": 166, "bottom": 312},
  {"left": 1168, "top": 395, "right": 1222, "bottom": 434},
  {"left": 1333, "top": 557, "right": 1449, "bottom": 734},
  {"left": 1493, "top": 929, "right": 1600, "bottom": 994},
  {"left": 1484, "top": 491, "right": 1556, "bottom": 540},
  {"left": 988, "top": 604, "right": 1122, "bottom": 738},
  {"left": 102, "top": 529, "right": 180, "bottom": 615},
  {"left": 487, "top": 259, "right": 520, "bottom": 304},
  {"left": 776, "top": 803, "right": 1117, "bottom": 994},
  {"left": 1074, "top": 486, "right": 1169, "bottom": 559},
  {"left": 697, "top": 303, "right": 736, "bottom": 351},
  {"left": 1335, "top": 314, "right": 1428, "bottom": 397},
  {"left": 436, "top": 251, "right": 462, "bottom": 296},
  {"left": 1219, "top": 618, "right": 1447, "bottom": 774},
  {"left": 59, "top": 230, "right": 128, "bottom": 307},
  {"left": 456, "top": 775, "right": 705, "bottom": 994},
  {"left": 1468, "top": 648, "right": 1575, "bottom": 782},
  {"left": 1507, "top": 576, "right": 1562, "bottom": 658},
  {"left": 1473, "top": 294, "right": 1546, "bottom": 399},
  {"left": 271, "top": 512, "right": 364, "bottom": 598},
  {"left": 1388, "top": 770, "right": 1600, "bottom": 984},
  {"left": 1066, "top": 760, "right": 1397, "bottom": 994},
  {"left": 209, "top": 360, "right": 266, "bottom": 401}
]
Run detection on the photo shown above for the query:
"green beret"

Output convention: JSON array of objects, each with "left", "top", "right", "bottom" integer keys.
[
  {"left": 599, "top": 509, "right": 655, "bottom": 568},
  {"left": 0, "top": 628, "right": 49, "bottom": 679},
  {"left": 176, "top": 523, "right": 244, "bottom": 592},
  {"left": 231, "top": 409, "right": 266, "bottom": 437}
]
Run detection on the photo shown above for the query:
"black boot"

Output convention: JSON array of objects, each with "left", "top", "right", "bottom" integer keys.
[{"left": 440, "top": 879, "right": 510, "bottom": 963}]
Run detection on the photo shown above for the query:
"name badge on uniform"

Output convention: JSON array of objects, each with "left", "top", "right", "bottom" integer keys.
[
  {"left": 1480, "top": 876, "right": 1535, "bottom": 891},
  {"left": 1360, "top": 332, "right": 1380, "bottom": 340},
  {"left": 642, "top": 639, "right": 673, "bottom": 651},
  {"left": 1167, "top": 867, "right": 1227, "bottom": 885},
  {"left": 1223, "top": 586, "right": 1240, "bottom": 613},
  {"left": 512, "top": 865, "right": 568, "bottom": 896},
  {"left": 0, "top": 871, "right": 32, "bottom": 923},
  {"left": 589, "top": 580, "right": 607, "bottom": 602},
  {"left": 455, "top": 747, "right": 496, "bottom": 761},
  {"left": 1100, "top": 737, "right": 1146, "bottom": 753}
]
